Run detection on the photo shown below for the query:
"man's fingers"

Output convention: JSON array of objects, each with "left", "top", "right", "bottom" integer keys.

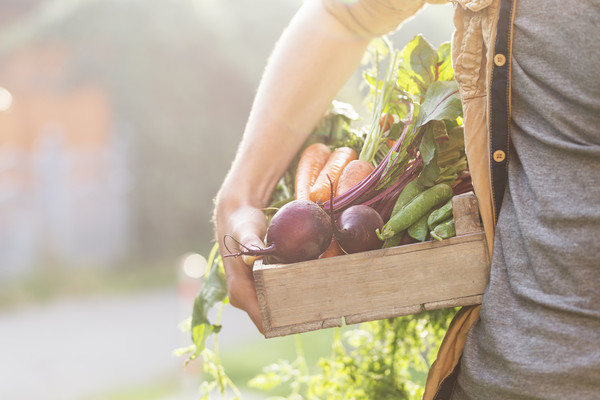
[
  {"left": 229, "top": 207, "right": 267, "bottom": 243},
  {"left": 226, "top": 272, "right": 264, "bottom": 333},
  {"left": 239, "top": 234, "right": 266, "bottom": 266},
  {"left": 242, "top": 254, "right": 259, "bottom": 266},
  {"left": 215, "top": 205, "right": 268, "bottom": 333}
]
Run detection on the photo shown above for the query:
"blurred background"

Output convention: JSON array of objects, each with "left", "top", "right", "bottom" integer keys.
[{"left": 0, "top": 0, "right": 455, "bottom": 399}]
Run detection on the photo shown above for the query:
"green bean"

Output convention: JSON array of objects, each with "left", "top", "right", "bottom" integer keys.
[
  {"left": 430, "top": 218, "right": 456, "bottom": 241},
  {"left": 379, "top": 180, "right": 425, "bottom": 243},
  {"left": 378, "top": 183, "right": 453, "bottom": 240},
  {"left": 390, "top": 180, "right": 425, "bottom": 217},
  {"left": 427, "top": 199, "right": 453, "bottom": 230},
  {"left": 407, "top": 210, "right": 433, "bottom": 242}
]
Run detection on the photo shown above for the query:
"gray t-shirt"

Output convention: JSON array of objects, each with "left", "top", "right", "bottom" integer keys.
[{"left": 452, "top": 1, "right": 600, "bottom": 399}]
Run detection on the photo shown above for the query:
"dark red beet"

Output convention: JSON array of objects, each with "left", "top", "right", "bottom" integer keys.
[
  {"left": 335, "top": 205, "right": 384, "bottom": 254},
  {"left": 230, "top": 200, "right": 333, "bottom": 264},
  {"left": 265, "top": 200, "right": 333, "bottom": 263}
]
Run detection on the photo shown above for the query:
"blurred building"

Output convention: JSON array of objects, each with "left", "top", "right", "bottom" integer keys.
[
  {"left": 0, "top": 0, "right": 454, "bottom": 281},
  {"left": 0, "top": 32, "right": 131, "bottom": 279},
  {"left": 0, "top": 0, "right": 301, "bottom": 280},
  {"left": 0, "top": 0, "right": 46, "bottom": 27}
]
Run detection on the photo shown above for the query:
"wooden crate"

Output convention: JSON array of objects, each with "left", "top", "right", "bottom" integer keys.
[{"left": 253, "top": 192, "right": 490, "bottom": 338}]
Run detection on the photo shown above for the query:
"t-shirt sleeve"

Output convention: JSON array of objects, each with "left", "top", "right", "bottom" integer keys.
[{"left": 322, "top": 0, "right": 448, "bottom": 38}]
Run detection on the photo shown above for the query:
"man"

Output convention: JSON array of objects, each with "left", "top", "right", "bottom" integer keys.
[{"left": 214, "top": 1, "right": 600, "bottom": 398}]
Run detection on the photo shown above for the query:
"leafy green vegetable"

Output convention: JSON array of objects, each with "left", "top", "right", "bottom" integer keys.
[
  {"left": 414, "top": 81, "right": 461, "bottom": 129},
  {"left": 189, "top": 243, "right": 228, "bottom": 361},
  {"left": 397, "top": 34, "right": 438, "bottom": 99},
  {"left": 358, "top": 37, "right": 401, "bottom": 165},
  {"left": 436, "top": 42, "right": 454, "bottom": 82},
  {"left": 416, "top": 122, "right": 441, "bottom": 187},
  {"left": 309, "top": 100, "right": 362, "bottom": 150},
  {"left": 348, "top": 34, "right": 466, "bottom": 207},
  {"left": 175, "top": 243, "right": 240, "bottom": 399}
]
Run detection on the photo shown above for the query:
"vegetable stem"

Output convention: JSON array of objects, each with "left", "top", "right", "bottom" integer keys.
[{"left": 359, "top": 38, "right": 400, "bottom": 164}]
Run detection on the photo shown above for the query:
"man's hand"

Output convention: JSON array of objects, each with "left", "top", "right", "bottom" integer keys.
[{"left": 215, "top": 203, "right": 268, "bottom": 333}]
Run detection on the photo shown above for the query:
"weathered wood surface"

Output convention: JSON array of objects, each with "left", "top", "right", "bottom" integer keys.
[
  {"left": 254, "top": 192, "right": 490, "bottom": 338},
  {"left": 452, "top": 191, "right": 483, "bottom": 235}
]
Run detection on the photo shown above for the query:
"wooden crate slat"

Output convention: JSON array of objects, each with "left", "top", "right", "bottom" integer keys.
[
  {"left": 344, "top": 303, "right": 424, "bottom": 325},
  {"left": 422, "top": 294, "right": 484, "bottom": 311}
]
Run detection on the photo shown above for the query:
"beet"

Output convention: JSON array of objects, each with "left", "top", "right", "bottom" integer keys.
[
  {"left": 231, "top": 200, "right": 333, "bottom": 264},
  {"left": 335, "top": 205, "right": 384, "bottom": 254}
]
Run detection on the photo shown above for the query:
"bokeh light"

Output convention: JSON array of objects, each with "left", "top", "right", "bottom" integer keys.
[
  {"left": 181, "top": 252, "right": 208, "bottom": 278},
  {"left": 0, "top": 87, "right": 13, "bottom": 111}
]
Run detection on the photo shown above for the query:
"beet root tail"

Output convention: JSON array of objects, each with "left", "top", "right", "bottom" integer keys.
[{"left": 222, "top": 234, "right": 275, "bottom": 259}]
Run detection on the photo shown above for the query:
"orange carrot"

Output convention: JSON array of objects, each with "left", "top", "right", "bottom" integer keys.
[
  {"left": 294, "top": 143, "right": 331, "bottom": 201},
  {"left": 335, "top": 159, "right": 375, "bottom": 197},
  {"left": 379, "top": 113, "right": 395, "bottom": 132},
  {"left": 309, "top": 147, "right": 358, "bottom": 203},
  {"left": 319, "top": 238, "right": 344, "bottom": 259}
]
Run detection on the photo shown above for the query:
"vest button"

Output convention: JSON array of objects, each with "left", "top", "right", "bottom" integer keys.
[
  {"left": 493, "top": 150, "right": 506, "bottom": 162},
  {"left": 494, "top": 53, "right": 506, "bottom": 67}
]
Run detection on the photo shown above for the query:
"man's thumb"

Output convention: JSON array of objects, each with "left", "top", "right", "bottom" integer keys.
[{"left": 240, "top": 237, "right": 264, "bottom": 266}]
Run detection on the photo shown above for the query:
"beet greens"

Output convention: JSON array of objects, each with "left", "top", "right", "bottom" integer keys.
[{"left": 321, "top": 35, "right": 470, "bottom": 221}]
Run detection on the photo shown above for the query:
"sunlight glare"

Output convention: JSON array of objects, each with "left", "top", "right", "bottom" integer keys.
[
  {"left": 181, "top": 253, "right": 208, "bottom": 278},
  {"left": 0, "top": 87, "right": 13, "bottom": 111}
]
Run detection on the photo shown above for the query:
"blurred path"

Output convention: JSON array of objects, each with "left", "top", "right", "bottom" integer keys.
[{"left": 0, "top": 288, "right": 262, "bottom": 400}]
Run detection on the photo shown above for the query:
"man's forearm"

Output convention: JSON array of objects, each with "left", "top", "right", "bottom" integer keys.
[{"left": 220, "top": 0, "right": 371, "bottom": 210}]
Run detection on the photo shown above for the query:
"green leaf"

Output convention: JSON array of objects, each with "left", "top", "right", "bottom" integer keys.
[
  {"left": 387, "top": 120, "right": 405, "bottom": 141},
  {"left": 416, "top": 123, "right": 441, "bottom": 187},
  {"left": 359, "top": 39, "right": 401, "bottom": 164},
  {"left": 331, "top": 99, "right": 360, "bottom": 120},
  {"left": 395, "top": 65, "right": 425, "bottom": 99},
  {"left": 436, "top": 42, "right": 454, "bottom": 82},
  {"left": 437, "top": 157, "right": 468, "bottom": 184},
  {"left": 438, "top": 126, "right": 465, "bottom": 154},
  {"left": 310, "top": 101, "right": 361, "bottom": 148},
  {"left": 361, "top": 37, "right": 392, "bottom": 73},
  {"left": 414, "top": 80, "right": 462, "bottom": 128},
  {"left": 430, "top": 119, "right": 449, "bottom": 140},
  {"left": 398, "top": 35, "right": 437, "bottom": 98},
  {"left": 189, "top": 244, "right": 228, "bottom": 361},
  {"left": 362, "top": 71, "right": 377, "bottom": 90},
  {"left": 418, "top": 123, "right": 439, "bottom": 165}
]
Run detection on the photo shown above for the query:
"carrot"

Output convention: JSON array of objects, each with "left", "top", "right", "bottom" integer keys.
[
  {"left": 335, "top": 159, "right": 375, "bottom": 197},
  {"left": 318, "top": 238, "right": 344, "bottom": 259},
  {"left": 309, "top": 147, "right": 358, "bottom": 203},
  {"left": 379, "top": 113, "right": 395, "bottom": 132},
  {"left": 294, "top": 143, "right": 331, "bottom": 201}
]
